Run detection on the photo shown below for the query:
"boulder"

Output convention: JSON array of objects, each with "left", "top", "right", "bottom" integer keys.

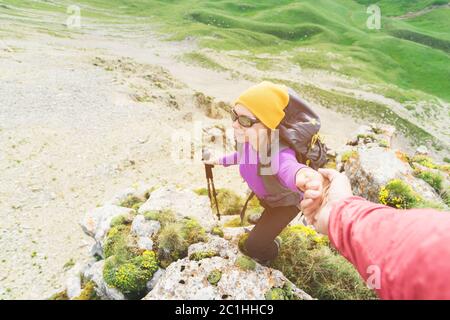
[
  {"left": 146, "top": 268, "right": 166, "bottom": 291},
  {"left": 143, "top": 235, "right": 312, "bottom": 300},
  {"left": 131, "top": 215, "right": 160, "bottom": 238},
  {"left": 138, "top": 186, "right": 216, "bottom": 230},
  {"left": 344, "top": 146, "right": 443, "bottom": 204},
  {"left": 80, "top": 205, "right": 134, "bottom": 242}
]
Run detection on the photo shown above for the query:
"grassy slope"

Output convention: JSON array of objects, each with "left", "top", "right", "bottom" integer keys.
[
  {"left": 3, "top": 0, "right": 449, "bottom": 101},
  {"left": 1, "top": 0, "right": 448, "bottom": 149}
]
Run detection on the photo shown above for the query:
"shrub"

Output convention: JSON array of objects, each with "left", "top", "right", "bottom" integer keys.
[
  {"left": 194, "top": 188, "right": 245, "bottom": 215},
  {"left": 156, "top": 223, "right": 187, "bottom": 268},
  {"left": 379, "top": 179, "right": 421, "bottom": 209},
  {"left": 223, "top": 216, "right": 251, "bottom": 227},
  {"left": 269, "top": 226, "right": 376, "bottom": 300},
  {"left": 181, "top": 218, "right": 208, "bottom": 244},
  {"left": 103, "top": 250, "right": 158, "bottom": 297}
]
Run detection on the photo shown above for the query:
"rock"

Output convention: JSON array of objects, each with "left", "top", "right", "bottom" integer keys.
[
  {"left": 137, "top": 237, "right": 154, "bottom": 251},
  {"left": 347, "top": 124, "right": 396, "bottom": 149},
  {"left": 131, "top": 215, "right": 160, "bottom": 238},
  {"left": 80, "top": 205, "right": 134, "bottom": 242},
  {"left": 143, "top": 237, "right": 312, "bottom": 300},
  {"left": 84, "top": 260, "right": 126, "bottom": 300},
  {"left": 138, "top": 186, "right": 216, "bottom": 230},
  {"left": 247, "top": 212, "right": 262, "bottom": 225},
  {"left": 222, "top": 226, "right": 252, "bottom": 242},
  {"left": 415, "top": 145, "right": 429, "bottom": 155},
  {"left": 65, "top": 263, "right": 83, "bottom": 299},
  {"left": 188, "top": 235, "right": 237, "bottom": 259},
  {"left": 146, "top": 268, "right": 166, "bottom": 291},
  {"left": 106, "top": 182, "right": 153, "bottom": 206},
  {"left": 344, "top": 146, "right": 443, "bottom": 204}
]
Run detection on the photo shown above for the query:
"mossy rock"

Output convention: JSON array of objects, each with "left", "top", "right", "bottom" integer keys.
[
  {"left": 235, "top": 255, "right": 256, "bottom": 271},
  {"left": 207, "top": 269, "right": 222, "bottom": 286},
  {"left": 144, "top": 209, "right": 177, "bottom": 227},
  {"left": 103, "top": 250, "right": 159, "bottom": 297},
  {"left": 211, "top": 226, "right": 224, "bottom": 237},
  {"left": 189, "top": 250, "right": 218, "bottom": 261},
  {"left": 341, "top": 150, "right": 358, "bottom": 163}
]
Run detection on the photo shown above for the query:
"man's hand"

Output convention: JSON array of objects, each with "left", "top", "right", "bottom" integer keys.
[
  {"left": 296, "top": 167, "right": 325, "bottom": 215},
  {"left": 301, "top": 168, "right": 353, "bottom": 235}
]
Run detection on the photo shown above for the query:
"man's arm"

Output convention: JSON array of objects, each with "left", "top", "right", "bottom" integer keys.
[{"left": 329, "top": 196, "right": 450, "bottom": 299}]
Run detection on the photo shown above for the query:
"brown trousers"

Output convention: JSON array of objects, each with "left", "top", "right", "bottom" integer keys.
[{"left": 244, "top": 205, "right": 300, "bottom": 262}]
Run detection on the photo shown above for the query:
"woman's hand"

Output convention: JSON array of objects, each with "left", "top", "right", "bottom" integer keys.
[
  {"left": 300, "top": 168, "right": 353, "bottom": 235},
  {"left": 296, "top": 167, "right": 325, "bottom": 217}
]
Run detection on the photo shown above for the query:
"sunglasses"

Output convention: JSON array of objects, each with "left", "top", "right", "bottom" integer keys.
[{"left": 230, "top": 109, "right": 260, "bottom": 128}]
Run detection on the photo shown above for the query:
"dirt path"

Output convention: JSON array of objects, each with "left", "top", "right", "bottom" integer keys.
[{"left": 0, "top": 15, "right": 372, "bottom": 299}]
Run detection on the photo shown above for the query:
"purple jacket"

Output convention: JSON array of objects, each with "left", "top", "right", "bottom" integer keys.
[{"left": 218, "top": 142, "right": 307, "bottom": 200}]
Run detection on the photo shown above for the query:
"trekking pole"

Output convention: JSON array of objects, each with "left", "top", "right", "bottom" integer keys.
[{"left": 202, "top": 150, "right": 221, "bottom": 221}]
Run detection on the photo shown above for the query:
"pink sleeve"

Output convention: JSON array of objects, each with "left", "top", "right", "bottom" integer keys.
[
  {"left": 275, "top": 148, "right": 308, "bottom": 194},
  {"left": 218, "top": 152, "right": 239, "bottom": 167},
  {"left": 329, "top": 196, "right": 450, "bottom": 300}
]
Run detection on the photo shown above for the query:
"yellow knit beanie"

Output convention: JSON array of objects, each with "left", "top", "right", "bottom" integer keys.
[{"left": 234, "top": 81, "right": 289, "bottom": 129}]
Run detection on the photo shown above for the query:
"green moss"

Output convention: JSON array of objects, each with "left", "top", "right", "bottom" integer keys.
[
  {"left": 189, "top": 250, "right": 218, "bottom": 261},
  {"left": 195, "top": 188, "right": 246, "bottom": 215},
  {"left": 73, "top": 281, "right": 99, "bottom": 300},
  {"left": 48, "top": 290, "right": 69, "bottom": 300},
  {"left": 63, "top": 258, "right": 75, "bottom": 271},
  {"left": 269, "top": 226, "right": 376, "bottom": 300},
  {"left": 181, "top": 217, "right": 208, "bottom": 244},
  {"left": 341, "top": 150, "right": 357, "bottom": 163},
  {"left": 119, "top": 195, "right": 143, "bottom": 210},
  {"left": 265, "top": 282, "right": 297, "bottom": 300},
  {"left": 110, "top": 214, "right": 130, "bottom": 228},
  {"left": 379, "top": 179, "right": 421, "bottom": 209},
  {"left": 103, "top": 250, "right": 159, "bottom": 297},
  {"left": 378, "top": 140, "right": 389, "bottom": 148},
  {"left": 207, "top": 269, "right": 222, "bottom": 286},
  {"left": 235, "top": 255, "right": 256, "bottom": 271},
  {"left": 211, "top": 226, "right": 224, "bottom": 237},
  {"left": 238, "top": 233, "right": 249, "bottom": 255},
  {"left": 223, "top": 216, "right": 251, "bottom": 228},
  {"left": 411, "top": 155, "right": 438, "bottom": 169},
  {"left": 143, "top": 209, "right": 177, "bottom": 227},
  {"left": 103, "top": 225, "right": 132, "bottom": 259}
]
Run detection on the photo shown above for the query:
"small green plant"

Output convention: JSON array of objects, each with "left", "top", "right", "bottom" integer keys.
[
  {"left": 378, "top": 139, "right": 389, "bottom": 148},
  {"left": 48, "top": 290, "right": 69, "bottom": 300},
  {"left": 207, "top": 269, "right": 222, "bottom": 286},
  {"left": 143, "top": 210, "right": 176, "bottom": 227},
  {"left": 63, "top": 258, "right": 75, "bottom": 270},
  {"left": 156, "top": 223, "right": 187, "bottom": 268},
  {"left": 265, "top": 283, "right": 296, "bottom": 300},
  {"left": 235, "top": 255, "right": 256, "bottom": 271},
  {"left": 181, "top": 218, "right": 208, "bottom": 244},
  {"left": 411, "top": 155, "right": 438, "bottom": 169},
  {"left": 194, "top": 188, "right": 245, "bottom": 215},
  {"left": 238, "top": 233, "right": 249, "bottom": 255},
  {"left": 189, "top": 250, "right": 218, "bottom": 261},
  {"left": 103, "top": 225, "right": 132, "bottom": 259},
  {"left": 110, "top": 214, "right": 130, "bottom": 227},
  {"left": 103, "top": 250, "right": 159, "bottom": 297},
  {"left": 73, "top": 281, "right": 99, "bottom": 300},
  {"left": 341, "top": 150, "right": 357, "bottom": 163},
  {"left": 211, "top": 226, "right": 224, "bottom": 237},
  {"left": 119, "top": 195, "right": 143, "bottom": 210},
  {"left": 379, "top": 179, "right": 421, "bottom": 209}
]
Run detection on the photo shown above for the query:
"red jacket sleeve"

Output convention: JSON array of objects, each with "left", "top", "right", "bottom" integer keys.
[{"left": 328, "top": 196, "right": 450, "bottom": 300}]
